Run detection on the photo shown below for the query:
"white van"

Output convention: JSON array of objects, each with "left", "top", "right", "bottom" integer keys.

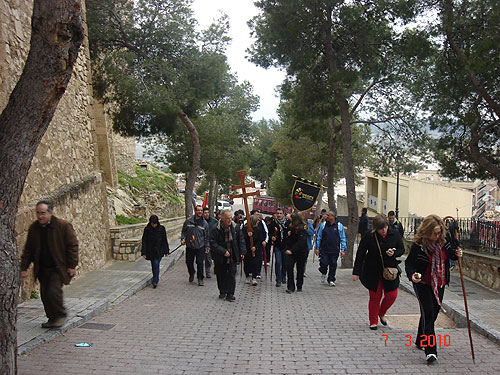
[{"left": 217, "top": 200, "right": 232, "bottom": 212}]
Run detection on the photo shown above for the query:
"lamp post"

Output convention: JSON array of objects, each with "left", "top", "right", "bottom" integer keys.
[{"left": 395, "top": 168, "right": 400, "bottom": 219}]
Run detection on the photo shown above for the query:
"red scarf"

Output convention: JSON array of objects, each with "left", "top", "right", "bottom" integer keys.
[{"left": 427, "top": 241, "right": 445, "bottom": 307}]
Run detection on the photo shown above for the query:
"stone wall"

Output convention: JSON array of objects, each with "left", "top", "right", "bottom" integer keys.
[
  {"left": 113, "top": 133, "right": 136, "bottom": 176},
  {"left": 1, "top": 1, "right": 112, "bottom": 301},
  {"left": 110, "top": 217, "right": 184, "bottom": 261},
  {"left": 461, "top": 250, "right": 500, "bottom": 291},
  {"left": 402, "top": 239, "right": 500, "bottom": 292},
  {"left": 94, "top": 101, "right": 118, "bottom": 188}
]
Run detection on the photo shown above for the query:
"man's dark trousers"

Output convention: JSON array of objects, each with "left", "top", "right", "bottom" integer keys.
[
  {"left": 186, "top": 247, "right": 205, "bottom": 280},
  {"left": 218, "top": 262, "right": 237, "bottom": 296},
  {"left": 318, "top": 251, "right": 340, "bottom": 283},
  {"left": 38, "top": 266, "right": 67, "bottom": 321}
]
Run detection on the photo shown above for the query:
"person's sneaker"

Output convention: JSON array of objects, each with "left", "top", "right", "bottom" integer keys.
[
  {"left": 152, "top": 282, "right": 157, "bottom": 289},
  {"left": 51, "top": 316, "right": 67, "bottom": 328},
  {"left": 286, "top": 289, "right": 294, "bottom": 294},
  {"left": 297, "top": 288, "right": 302, "bottom": 292},
  {"left": 256, "top": 275, "right": 261, "bottom": 279},
  {"left": 321, "top": 274, "right": 327, "bottom": 283},
  {"left": 251, "top": 278, "right": 258, "bottom": 286},
  {"left": 189, "top": 274, "right": 194, "bottom": 283},
  {"left": 426, "top": 354, "right": 437, "bottom": 363},
  {"left": 198, "top": 279, "right": 204, "bottom": 286},
  {"left": 219, "top": 293, "right": 227, "bottom": 299},
  {"left": 226, "top": 295, "right": 236, "bottom": 302},
  {"left": 275, "top": 282, "right": 281, "bottom": 287},
  {"left": 329, "top": 281, "right": 336, "bottom": 287},
  {"left": 245, "top": 277, "right": 252, "bottom": 284},
  {"left": 206, "top": 273, "right": 211, "bottom": 278}
]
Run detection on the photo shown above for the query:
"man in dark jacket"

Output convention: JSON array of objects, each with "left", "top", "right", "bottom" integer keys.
[
  {"left": 20, "top": 201, "right": 79, "bottom": 328},
  {"left": 203, "top": 207, "right": 218, "bottom": 278},
  {"left": 267, "top": 208, "right": 289, "bottom": 287},
  {"left": 358, "top": 207, "right": 369, "bottom": 237},
  {"left": 181, "top": 205, "right": 210, "bottom": 286},
  {"left": 388, "top": 210, "right": 404, "bottom": 238},
  {"left": 210, "top": 210, "right": 246, "bottom": 301}
]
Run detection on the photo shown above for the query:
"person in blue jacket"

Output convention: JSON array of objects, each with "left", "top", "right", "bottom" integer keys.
[{"left": 314, "top": 209, "right": 347, "bottom": 286}]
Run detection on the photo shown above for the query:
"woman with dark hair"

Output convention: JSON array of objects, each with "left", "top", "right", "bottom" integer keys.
[
  {"left": 142, "top": 215, "right": 170, "bottom": 288},
  {"left": 284, "top": 213, "right": 309, "bottom": 293},
  {"left": 405, "top": 214, "right": 462, "bottom": 363},
  {"left": 243, "top": 214, "right": 265, "bottom": 286},
  {"left": 352, "top": 214, "right": 404, "bottom": 330}
]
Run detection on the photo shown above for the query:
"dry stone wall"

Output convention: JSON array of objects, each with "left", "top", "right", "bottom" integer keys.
[
  {"left": 113, "top": 133, "right": 136, "bottom": 176},
  {"left": 1, "top": 1, "right": 112, "bottom": 301}
]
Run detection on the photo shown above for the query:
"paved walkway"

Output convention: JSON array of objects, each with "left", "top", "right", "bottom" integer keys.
[
  {"left": 17, "top": 250, "right": 500, "bottom": 374},
  {"left": 17, "top": 239, "right": 184, "bottom": 355}
]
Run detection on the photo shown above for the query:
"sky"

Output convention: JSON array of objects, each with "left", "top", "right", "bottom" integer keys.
[{"left": 191, "top": 0, "right": 285, "bottom": 121}]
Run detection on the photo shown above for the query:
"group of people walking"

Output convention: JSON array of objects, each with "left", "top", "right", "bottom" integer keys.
[
  {"left": 352, "top": 212, "right": 462, "bottom": 363},
  {"left": 20, "top": 199, "right": 462, "bottom": 364},
  {"left": 139, "top": 206, "right": 465, "bottom": 364},
  {"left": 176, "top": 205, "right": 348, "bottom": 297}
]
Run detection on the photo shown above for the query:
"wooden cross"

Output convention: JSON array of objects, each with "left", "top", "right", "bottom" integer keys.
[{"left": 229, "top": 170, "right": 260, "bottom": 253}]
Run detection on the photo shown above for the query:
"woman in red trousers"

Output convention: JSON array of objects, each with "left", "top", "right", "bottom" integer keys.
[{"left": 352, "top": 214, "right": 405, "bottom": 330}]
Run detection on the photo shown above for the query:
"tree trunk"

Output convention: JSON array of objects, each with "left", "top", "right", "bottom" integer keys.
[
  {"left": 0, "top": 1, "right": 84, "bottom": 373},
  {"left": 327, "top": 118, "right": 341, "bottom": 212},
  {"left": 323, "top": 10, "right": 358, "bottom": 268},
  {"left": 177, "top": 112, "right": 200, "bottom": 219},
  {"left": 208, "top": 173, "right": 217, "bottom": 215},
  {"left": 315, "top": 175, "right": 325, "bottom": 216},
  {"left": 338, "top": 103, "right": 358, "bottom": 269}
]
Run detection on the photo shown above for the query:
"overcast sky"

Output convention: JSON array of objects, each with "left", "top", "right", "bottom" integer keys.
[{"left": 191, "top": 0, "right": 285, "bottom": 121}]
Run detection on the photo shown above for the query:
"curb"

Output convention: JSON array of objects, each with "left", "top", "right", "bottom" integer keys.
[{"left": 18, "top": 246, "right": 185, "bottom": 355}]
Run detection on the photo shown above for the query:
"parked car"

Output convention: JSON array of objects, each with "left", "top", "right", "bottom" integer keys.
[{"left": 217, "top": 200, "right": 232, "bottom": 212}]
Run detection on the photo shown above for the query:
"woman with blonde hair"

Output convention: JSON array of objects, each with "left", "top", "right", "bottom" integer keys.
[
  {"left": 405, "top": 214, "right": 462, "bottom": 363},
  {"left": 352, "top": 214, "right": 404, "bottom": 330}
]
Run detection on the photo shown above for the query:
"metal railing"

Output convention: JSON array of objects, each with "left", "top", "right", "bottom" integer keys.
[{"left": 398, "top": 217, "right": 500, "bottom": 256}]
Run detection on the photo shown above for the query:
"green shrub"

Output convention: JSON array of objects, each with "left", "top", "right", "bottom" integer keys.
[
  {"left": 116, "top": 215, "right": 147, "bottom": 225},
  {"left": 118, "top": 164, "right": 178, "bottom": 201}
]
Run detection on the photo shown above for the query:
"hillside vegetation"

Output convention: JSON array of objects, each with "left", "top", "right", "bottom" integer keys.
[{"left": 108, "top": 163, "right": 184, "bottom": 225}]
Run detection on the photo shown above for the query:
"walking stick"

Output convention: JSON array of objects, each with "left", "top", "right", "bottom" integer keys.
[
  {"left": 270, "top": 227, "right": 277, "bottom": 281},
  {"left": 168, "top": 242, "right": 183, "bottom": 255},
  {"left": 270, "top": 247, "right": 274, "bottom": 280},
  {"left": 263, "top": 241, "right": 268, "bottom": 279},
  {"left": 443, "top": 216, "right": 475, "bottom": 363},
  {"left": 458, "top": 255, "right": 475, "bottom": 363}
]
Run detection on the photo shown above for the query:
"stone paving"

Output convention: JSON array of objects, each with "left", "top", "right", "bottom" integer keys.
[{"left": 17, "top": 252, "right": 500, "bottom": 375}]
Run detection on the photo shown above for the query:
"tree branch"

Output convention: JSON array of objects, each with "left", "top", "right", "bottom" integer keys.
[{"left": 443, "top": 1, "right": 500, "bottom": 118}]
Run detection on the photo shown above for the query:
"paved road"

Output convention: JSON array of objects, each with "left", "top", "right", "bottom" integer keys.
[{"left": 18, "top": 253, "right": 500, "bottom": 374}]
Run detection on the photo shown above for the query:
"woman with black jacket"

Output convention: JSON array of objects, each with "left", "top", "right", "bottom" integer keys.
[
  {"left": 405, "top": 214, "right": 462, "bottom": 363},
  {"left": 352, "top": 214, "right": 405, "bottom": 330},
  {"left": 284, "top": 213, "right": 309, "bottom": 293},
  {"left": 243, "top": 214, "right": 265, "bottom": 286},
  {"left": 141, "top": 215, "right": 170, "bottom": 288}
]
